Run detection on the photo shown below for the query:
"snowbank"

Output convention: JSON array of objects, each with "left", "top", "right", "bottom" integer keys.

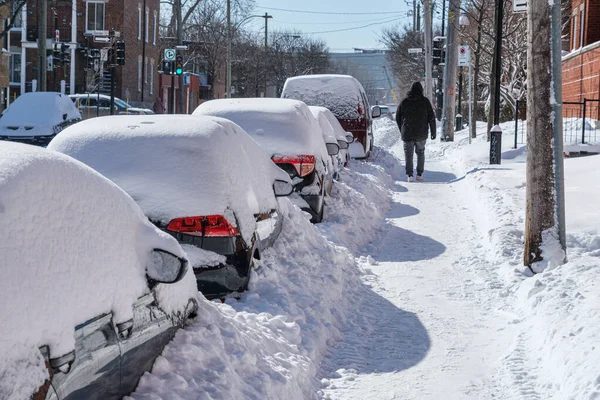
[
  {"left": 428, "top": 122, "right": 600, "bottom": 400},
  {"left": 0, "top": 142, "right": 195, "bottom": 400},
  {"left": 49, "top": 115, "right": 290, "bottom": 243}
]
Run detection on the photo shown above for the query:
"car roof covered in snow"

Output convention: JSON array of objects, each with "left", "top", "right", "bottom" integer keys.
[
  {"left": 192, "top": 98, "right": 329, "bottom": 162},
  {"left": 321, "top": 107, "right": 350, "bottom": 142},
  {"left": 0, "top": 92, "right": 81, "bottom": 129},
  {"left": 48, "top": 115, "right": 290, "bottom": 242},
  {"left": 0, "top": 142, "right": 195, "bottom": 397},
  {"left": 281, "top": 74, "right": 366, "bottom": 120},
  {"left": 309, "top": 106, "right": 344, "bottom": 144}
]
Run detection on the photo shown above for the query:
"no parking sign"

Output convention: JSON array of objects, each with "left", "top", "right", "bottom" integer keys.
[{"left": 458, "top": 45, "right": 470, "bottom": 67}]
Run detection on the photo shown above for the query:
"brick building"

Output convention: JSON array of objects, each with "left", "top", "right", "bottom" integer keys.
[
  {"left": 8, "top": 0, "right": 160, "bottom": 108},
  {"left": 562, "top": 0, "right": 600, "bottom": 102}
]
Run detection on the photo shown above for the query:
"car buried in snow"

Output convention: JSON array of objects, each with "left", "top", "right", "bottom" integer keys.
[
  {"left": 309, "top": 105, "right": 352, "bottom": 179},
  {"left": 193, "top": 98, "right": 338, "bottom": 223},
  {"left": 0, "top": 92, "right": 81, "bottom": 146},
  {"left": 0, "top": 141, "right": 197, "bottom": 400},
  {"left": 48, "top": 115, "right": 293, "bottom": 299}
]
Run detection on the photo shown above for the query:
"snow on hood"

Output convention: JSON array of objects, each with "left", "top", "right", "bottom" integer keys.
[
  {"left": 281, "top": 75, "right": 365, "bottom": 120},
  {"left": 0, "top": 92, "right": 81, "bottom": 136},
  {"left": 48, "top": 115, "right": 291, "bottom": 242},
  {"left": 193, "top": 98, "right": 330, "bottom": 164},
  {"left": 0, "top": 142, "right": 195, "bottom": 399}
]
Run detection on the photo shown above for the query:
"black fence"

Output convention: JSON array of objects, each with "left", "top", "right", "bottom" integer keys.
[{"left": 514, "top": 98, "right": 600, "bottom": 147}]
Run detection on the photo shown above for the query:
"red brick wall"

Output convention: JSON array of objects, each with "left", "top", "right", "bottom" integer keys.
[
  {"left": 562, "top": 44, "right": 600, "bottom": 102},
  {"left": 587, "top": 0, "right": 600, "bottom": 45}
]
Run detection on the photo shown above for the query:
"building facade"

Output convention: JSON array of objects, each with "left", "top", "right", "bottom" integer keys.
[
  {"left": 9, "top": 0, "right": 160, "bottom": 108},
  {"left": 562, "top": 0, "right": 600, "bottom": 102}
]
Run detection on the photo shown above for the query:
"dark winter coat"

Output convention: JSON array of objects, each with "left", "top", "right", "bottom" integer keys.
[{"left": 395, "top": 82, "right": 436, "bottom": 142}]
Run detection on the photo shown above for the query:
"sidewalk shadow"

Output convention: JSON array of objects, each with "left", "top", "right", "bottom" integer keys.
[
  {"left": 420, "top": 170, "right": 458, "bottom": 184},
  {"left": 319, "top": 274, "right": 430, "bottom": 378},
  {"left": 369, "top": 221, "right": 447, "bottom": 262},
  {"left": 386, "top": 201, "right": 420, "bottom": 219},
  {"left": 449, "top": 167, "right": 511, "bottom": 183}
]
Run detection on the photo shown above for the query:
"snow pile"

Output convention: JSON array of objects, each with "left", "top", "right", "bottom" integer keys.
[
  {"left": 0, "top": 142, "right": 195, "bottom": 400},
  {"left": 429, "top": 123, "right": 600, "bottom": 399},
  {"left": 48, "top": 115, "right": 290, "bottom": 243},
  {"left": 193, "top": 98, "right": 330, "bottom": 165},
  {"left": 373, "top": 116, "right": 402, "bottom": 149},
  {"left": 0, "top": 92, "right": 80, "bottom": 137},
  {"left": 281, "top": 75, "right": 365, "bottom": 120},
  {"left": 130, "top": 201, "right": 362, "bottom": 400}
]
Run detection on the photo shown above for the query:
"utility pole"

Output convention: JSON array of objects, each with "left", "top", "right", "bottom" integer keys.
[
  {"left": 226, "top": 0, "right": 231, "bottom": 97},
  {"left": 524, "top": 0, "right": 564, "bottom": 267},
  {"left": 262, "top": 13, "right": 272, "bottom": 97},
  {"left": 416, "top": 3, "right": 421, "bottom": 32},
  {"left": 37, "top": 0, "right": 48, "bottom": 91},
  {"left": 141, "top": 0, "right": 147, "bottom": 104},
  {"left": 176, "top": 0, "right": 184, "bottom": 112},
  {"left": 441, "top": 0, "right": 459, "bottom": 141},
  {"left": 413, "top": 0, "right": 417, "bottom": 31},
  {"left": 423, "top": 0, "right": 433, "bottom": 101}
]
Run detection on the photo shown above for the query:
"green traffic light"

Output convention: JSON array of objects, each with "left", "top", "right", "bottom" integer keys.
[{"left": 176, "top": 68, "right": 182, "bottom": 75}]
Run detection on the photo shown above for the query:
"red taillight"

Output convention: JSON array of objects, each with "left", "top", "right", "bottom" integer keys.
[
  {"left": 166, "top": 215, "right": 239, "bottom": 237},
  {"left": 272, "top": 155, "right": 315, "bottom": 177},
  {"left": 358, "top": 104, "right": 364, "bottom": 116}
]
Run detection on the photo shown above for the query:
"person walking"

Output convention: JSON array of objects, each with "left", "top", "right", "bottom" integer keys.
[
  {"left": 153, "top": 95, "right": 166, "bottom": 114},
  {"left": 395, "top": 81, "right": 436, "bottom": 182}
]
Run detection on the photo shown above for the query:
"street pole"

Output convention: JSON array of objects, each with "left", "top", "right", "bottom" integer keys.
[
  {"left": 441, "top": 0, "right": 459, "bottom": 141},
  {"left": 263, "top": 13, "right": 272, "bottom": 97},
  {"left": 551, "top": 0, "right": 567, "bottom": 256},
  {"left": 170, "top": 75, "right": 175, "bottom": 114},
  {"left": 457, "top": 67, "right": 463, "bottom": 129},
  {"left": 110, "top": 66, "right": 115, "bottom": 115},
  {"left": 226, "top": 0, "right": 231, "bottom": 98},
  {"left": 413, "top": 0, "right": 416, "bottom": 31},
  {"left": 468, "top": 63, "right": 472, "bottom": 144},
  {"left": 176, "top": 0, "right": 184, "bottom": 112},
  {"left": 423, "top": 0, "right": 433, "bottom": 101},
  {"left": 441, "top": 0, "right": 446, "bottom": 36},
  {"left": 492, "top": 0, "right": 503, "bottom": 126},
  {"left": 38, "top": 0, "right": 48, "bottom": 91}
]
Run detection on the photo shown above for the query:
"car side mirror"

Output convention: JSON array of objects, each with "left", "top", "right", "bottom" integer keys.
[
  {"left": 63, "top": 113, "right": 68, "bottom": 121},
  {"left": 337, "top": 139, "right": 349, "bottom": 150},
  {"left": 326, "top": 142, "right": 340, "bottom": 156},
  {"left": 147, "top": 249, "right": 188, "bottom": 287},
  {"left": 345, "top": 133, "right": 354, "bottom": 143},
  {"left": 273, "top": 179, "right": 293, "bottom": 197},
  {"left": 371, "top": 106, "right": 381, "bottom": 118},
  {"left": 50, "top": 350, "right": 76, "bottom": 374}
]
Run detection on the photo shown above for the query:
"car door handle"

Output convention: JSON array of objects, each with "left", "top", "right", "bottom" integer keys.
[{"left": 116, "top": 319, "right": 134, "bottom": 339}]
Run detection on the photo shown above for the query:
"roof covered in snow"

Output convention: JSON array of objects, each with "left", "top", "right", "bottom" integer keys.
[
  {"left": 281, "top": 75, "right": 367, "bottom": 120},
  {"left": 0, "top": 142, "right": 196, "bottom": 398},
  {"left": 309, "top": 106, "right": 342, "bottom": 145},
  {"left": 48, "top": 115, "right": 290, "bottom": 242}
]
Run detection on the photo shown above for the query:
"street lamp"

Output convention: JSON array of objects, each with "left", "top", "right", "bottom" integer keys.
[{"left": 456, "top": 14, "right": 469, "bottom": 130}]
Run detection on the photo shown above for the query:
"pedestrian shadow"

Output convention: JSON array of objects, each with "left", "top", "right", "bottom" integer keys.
[
  {"left": 368, "top": 221, "right": 447, "bottom": 262},
  {"left": 319, "top": 273, "right": 430, "bottom": 379},
  {"left": 420, "top": 170, "right": 458, "bottom": 184},
  {"left": 386, "top": 201, "right": 420, "bottom": 219}
]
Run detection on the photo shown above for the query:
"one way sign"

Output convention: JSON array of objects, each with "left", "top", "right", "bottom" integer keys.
[{"left": 513, "top": 0, "right": 527, "bottom": 12}]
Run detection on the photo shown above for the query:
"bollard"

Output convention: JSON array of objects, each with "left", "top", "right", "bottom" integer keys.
[
  {"left": 490, "top": 125, "right": 502, "bottom": 164},
  {"left": 455, "top": 113, "right": 463, "bottom": 131}
]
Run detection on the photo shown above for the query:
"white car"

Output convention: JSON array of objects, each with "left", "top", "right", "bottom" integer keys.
[
  {"left": 321, "top": 108, "right": 354, "bottom": 168},
  {"left": 193, "top": 98, "right": 339, "bottom": 223},
  {"left": 69, "top": 94, "right": 154, "bottom": 119},
  {"left": 0, "top": 92, "right": 81, "bottom": 146},
  {"left": 309, "top": 105, "right": 348, "bottom": 180},
  {"left": 0, "top": 141, "right": 196, "bottom": 399},
  {"left": 49, "top": 114, "right": 293, "bottom": 299}
]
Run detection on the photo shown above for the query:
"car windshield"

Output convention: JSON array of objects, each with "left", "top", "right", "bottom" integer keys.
[{"left": 114, "top": 98, "right": 130, "bottom": 109}]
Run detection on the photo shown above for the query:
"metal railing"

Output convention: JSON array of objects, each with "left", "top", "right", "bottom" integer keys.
[{"left": 514, "top": 98, "right": 600, "bottom": 148}]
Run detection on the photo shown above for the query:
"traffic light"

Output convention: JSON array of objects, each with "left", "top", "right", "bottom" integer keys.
[
  {"left": 175, "top": 54, "right": 183, "bottom": 75},
  {"left": 116, "top": 41, "right": 125, "bottom": 66},
  {"left": 53, "top": 44, "right": 61, "bottom": 68},
  {"left": 162, "top": 60, "right": 172, "bottom": 74},
  {"left": 432, "top": 38, "right": 443, "bottom": 66},
  {"left": 61, "top": 43, "right": 69, "bottom": 65}
]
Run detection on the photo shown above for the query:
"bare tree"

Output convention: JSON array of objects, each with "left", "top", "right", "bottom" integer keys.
[{"left": 380, "top": 25, "right": 424, "bottom": 96}]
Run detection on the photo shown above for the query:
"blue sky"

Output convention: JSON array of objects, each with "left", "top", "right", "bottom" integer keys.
[{"left": 245, "top": 1, "right": 417, "bottom": 52}]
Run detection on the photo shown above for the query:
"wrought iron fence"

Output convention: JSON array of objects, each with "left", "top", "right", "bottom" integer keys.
[{"left": 514, "top": 98, "right": 600, "bottom": 148}]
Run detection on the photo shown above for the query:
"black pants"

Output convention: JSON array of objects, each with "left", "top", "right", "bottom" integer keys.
[{"left": 403, "top": 140, "right": 426, "bottom": 176}]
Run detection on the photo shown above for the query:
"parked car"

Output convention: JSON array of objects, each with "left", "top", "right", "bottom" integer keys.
[
  {"left": 281, "top": 74, "right": 381, "bottom": 159},
  {"left": 0, "top": 92, "right": 81, "bottom": 146},
  {"left": 69, "top": 94, "right": 154, "bottom": 119},
  {"left": 310, "top": 105, "right": 354, "bottom": 169},
  {"left": 0, "top": 141, "right": 197, "bottom": 400},
  {"left": 49, "top": 115, "right": 293, "bottom": 298},
  {"left": 375, "top": 105, "right": 393, "bottom": 120},
  {"left": 309, "top": 106, "right": 347, "bottom": 180},
  {"left": 193, "top": 98, "right": 338, "bottom": 223}
]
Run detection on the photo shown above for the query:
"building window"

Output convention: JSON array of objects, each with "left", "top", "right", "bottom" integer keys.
[
  {"left": 86, "top": 2, "right": 105, "bottom": 32},
  {"left": 145, "top": 57, "right": 148, "bottom": 84},
  {"left": 145, "top": 7, "right": 149, "bottom": 42},
  {"left": 138, "top": 55, "right": 142, "bottom": 92},
  {"left": 10, "top": 0, "right": 23, "bottom": 29},
  {"left": 10, "top": 53, "right": 21, "bottom": 84},
  {"left": 138, "top": 4, "right": 142, "bottom": 40},
  {"left": 153, "top": 12, "right": 157, "bottom": 45},
  {"left": 579, "top": 7, "right": 585, "bottom": 48},
  {"left": 150, "top": 59, "right": 154, "bottom": 95},
  {"left": 572, "top": 14, "right": 578, "bottom": 50}
]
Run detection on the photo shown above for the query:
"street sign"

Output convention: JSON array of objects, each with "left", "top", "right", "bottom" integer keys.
[
  {"left": 513, "top": 0, "right": 527, "bottom": 13},
  {"left": 93, "top": 36, "right": 110, "bottom": 43},
  {"left": 164, "top": 49, "right": 176, "bottom": 61},
  {"left": 408, "top": 48, "right": 422, "bottom": 54},
  {"left": 55, "top": 29, "right": 60, "bottom": 43},
  {"left": 458, "top": 45, "right": 471, "bottom": 67},
  {"left": 100, "top": 48, "right": 108, "bottom": 62}
]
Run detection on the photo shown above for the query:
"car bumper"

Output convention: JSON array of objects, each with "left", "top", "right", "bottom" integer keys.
[
  {"left": 193, "top": 253, "right": 251, "bottom": 299},
  {"left": 300, "top": 193, "right": 324, "bottom": 217}
]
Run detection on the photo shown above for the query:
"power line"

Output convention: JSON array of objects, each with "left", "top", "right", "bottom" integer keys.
[
  {"left": 304, "top": 17, "right": 404, "bottom": 34},
  {"left": 255, "top": 6, "right": 405, "bottom": 15},
  {"left": 271, "top": 15, "right": 403, "bottom": 26}
]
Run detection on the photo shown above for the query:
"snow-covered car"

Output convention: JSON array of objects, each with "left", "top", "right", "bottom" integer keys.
[
  {"left": 309, "top": 106, "right": 345, "bottom": 180},
  {"left": 49, "top": 115, "right": 293, "bottom": 298},
  {"left": 0, "top": 92, "right": 81, "bottom": 146},
  {"left": 69, "top": 93, "right": 154, "bottom": 119},
  {"left": 193, "top": 98, "right": 338, "bottom": 223},
  {"left": 281, "top": 74, "right": 380, "bottom": 159},
  {"left": 0, "top": 142, "right": 197, "bottom": 400}
]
